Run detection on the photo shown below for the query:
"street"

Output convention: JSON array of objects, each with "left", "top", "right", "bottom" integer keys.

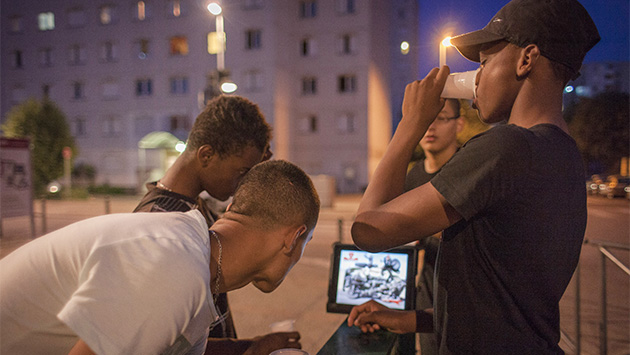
[{"left": 0, "top": 195, "right": 628, "bottom": 354}]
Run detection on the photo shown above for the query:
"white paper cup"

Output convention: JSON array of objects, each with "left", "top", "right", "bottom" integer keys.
[
  {"left": 270, "top": 319, "right": 296, "bottom": 333},
  {"left": 441, "top": 69, "right": 479, "bottom": 100},
  {"left": 269, "top": 349, "right": 309, "bottom": 355}
]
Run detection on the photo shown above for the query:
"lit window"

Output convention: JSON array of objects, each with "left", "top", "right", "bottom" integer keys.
[
  {"left": 301, "top": 77, "right": 317, "bottom": 95},
  {"left": 100, "top": 5, "right": 114, "bottom": 24},
  {"left": 338, "top": 74, "right": 356, "bottom": 93},
  {"left": 299, "top": 115, "right": 318, "bottom": 134},
  {"left": 12, "top": 50, "right": 23, "bottom": 69},
  {"left": 72, "top": 81, "right": 84, "bottom": 99},
  {"left": 300, "top": 38, "right": 317, "bottom": 57},
  {"left": 9, "top": 16, "right": 23, "bottom": 33},
  {"left": 246, "top": 30, "right": 262, "bottom": 50},
  {"left": 67, "top": 8, "right": 86, "bottom": 28},
  {"left": 136, "top": 79, "right": 153, "bottom": 96},
  {"left": 170, "top": 0, "right": 182, "bottom": 17},
  {"left": 38, "top": 12, "right": 55, "bottom": 31},
  {"left": 300, "top": 1, "right": 317, "bottom": 18},
  {"left": 39, "top": 48, "right": 53, "bottom": 66},
  {"left": 136, "top": 1, "right": 146, "bottom": 21},
  {"left": 336, "top": 0, "right": 355, "bottom": 14},
  {"left": 169, "top": 77, "right": 189, "bottom": 94},
  {"left": 337, "top": 34, "right": 356, "bottom": 55},
  {"left": 169, "top": 36, "right": 188, "bottom": 55}
]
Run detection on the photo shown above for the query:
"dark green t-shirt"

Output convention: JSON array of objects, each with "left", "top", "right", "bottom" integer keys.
[{"left": 431, "top": 123, "right": 587, "bottom": 354}]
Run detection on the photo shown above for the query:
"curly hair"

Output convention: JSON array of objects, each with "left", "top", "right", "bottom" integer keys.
[
  {"left": 186, "top": 95, "right": 272, "bottom": 158},
  {"left": 229, "top": 160, "right": 320, "bottom": 232}
]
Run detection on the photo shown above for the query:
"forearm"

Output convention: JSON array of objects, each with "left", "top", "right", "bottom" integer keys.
[{"left": 204, "top": 338, "right": 253, "bottom": 355}]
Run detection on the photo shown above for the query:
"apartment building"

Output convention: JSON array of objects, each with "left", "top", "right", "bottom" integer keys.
[{"left": 1, "top": 0, "right": 418, "bottom": 194}]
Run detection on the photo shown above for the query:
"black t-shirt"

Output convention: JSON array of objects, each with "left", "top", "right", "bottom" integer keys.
[{"left": 431, "top": 124, "right": 587, "bottom": 354}]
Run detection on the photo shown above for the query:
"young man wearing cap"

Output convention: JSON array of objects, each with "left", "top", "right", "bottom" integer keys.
[
  {"left": 349, "top": 0, "right": 599, "bottom": 353},
  {"left": 1, "top": 160, "right": 320, "bottom": 355}
]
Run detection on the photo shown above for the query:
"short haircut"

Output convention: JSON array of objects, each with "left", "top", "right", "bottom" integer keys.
[
  {"left": 445, "top": 99, "right": 461, "bottom": 116},
  {"left": 186, "top": 95, "right": 272, "bottom": 158},
  {"left": 229, "top": 160, "right": 320, "bottom": 232}
]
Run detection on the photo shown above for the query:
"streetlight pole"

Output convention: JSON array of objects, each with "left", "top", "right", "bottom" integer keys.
[
  {"left": 207, "top": 2, "right": 225, "bottom": 71},
  {"left": 439, "top": 36, "right": 452, "bottom": 68}
]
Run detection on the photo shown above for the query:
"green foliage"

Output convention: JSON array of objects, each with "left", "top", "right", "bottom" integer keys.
[
  {"left": 567, "top": 92, "right": 630, "bottom": 175},
  {"left": 2, "top": 98, "right": 76, "bottom": 196}
]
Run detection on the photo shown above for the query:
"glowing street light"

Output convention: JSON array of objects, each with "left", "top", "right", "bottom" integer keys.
[
  {"left": 439, "top": 36, "right": 452, "bottom": 68},
  {"left": 220, "top": 82, "right": 237, "bottom": 93},
  {"left": 207, "top": 2, "right": 222, "bottom": 15},
  {"left": 207, "top": 2, "right": 225, "bottom": 70}
]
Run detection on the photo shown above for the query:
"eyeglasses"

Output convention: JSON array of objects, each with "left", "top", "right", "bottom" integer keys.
[{"left": 433, "top": 115, "right": 459, "bottom": 124}]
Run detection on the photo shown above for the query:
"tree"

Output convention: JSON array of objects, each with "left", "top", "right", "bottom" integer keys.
[
  {"left": 2, "top": 98, "right": 77, "bottom": 196},
  {"left": 567, "top": 92, "right": 630, "bottom": 176}
]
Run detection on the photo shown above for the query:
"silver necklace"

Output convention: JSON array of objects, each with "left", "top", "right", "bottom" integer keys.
[
  {"left": 156, "top": 180, "right": 173, "bottom": 192},
  {"left": 209, "top": 230, "right": 222, "bottom": 304}
]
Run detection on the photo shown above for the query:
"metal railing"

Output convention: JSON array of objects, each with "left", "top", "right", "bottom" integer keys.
[{"left": 568, "top": 239, "right": 630, "bottom": 355}]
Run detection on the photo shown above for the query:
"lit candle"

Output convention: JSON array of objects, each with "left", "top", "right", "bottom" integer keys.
[{"left": 439, "top": 36, "right": 452, "bottom": 68}]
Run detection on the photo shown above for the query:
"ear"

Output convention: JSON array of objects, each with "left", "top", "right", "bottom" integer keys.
[
  {"left": 516, "top": 44, "right": 541, "bottom": 79},
  {"left": 197, "top": 145, "right": 215, "bottom": 168},
  {"left": 284, "top": 224, "right": 308, "bottom": 254},
  {"left": 455, "top": 117, "right": 465, "bottom": 134}
]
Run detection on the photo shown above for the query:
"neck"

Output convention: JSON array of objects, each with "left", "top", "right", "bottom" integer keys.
[
  {"left": 424, "top": 144, "right": 457, "bottom": 174},
  {"left": 159, "top": 153, "right": 203, "bottom": 199},
  {"left": 508, "top": 74, "right": 568, "bottom": 132}
]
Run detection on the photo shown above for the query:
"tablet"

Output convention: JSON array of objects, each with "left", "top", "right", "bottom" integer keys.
[{"left": 326, "top": 243, "right": 418, "bottom": 314}]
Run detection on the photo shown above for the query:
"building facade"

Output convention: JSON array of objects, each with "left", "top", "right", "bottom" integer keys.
[{"left": 1, "top": 0, "right": 418, "bottom": 194}]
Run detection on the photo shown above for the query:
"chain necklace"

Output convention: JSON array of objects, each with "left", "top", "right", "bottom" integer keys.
[
  {"left": 209, "top": 230, "right": 223, "bottom": 305},
  {"left": 156, "top": 180, "right": 174, "bottom": 192}
]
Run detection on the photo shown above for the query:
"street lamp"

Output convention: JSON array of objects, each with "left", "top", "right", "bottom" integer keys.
[
  {"left": 205, "top": 2, "right": 237, "bottom": 95},
  {"left": 439, "top": 36, "right": 452, "bottom": 68}
]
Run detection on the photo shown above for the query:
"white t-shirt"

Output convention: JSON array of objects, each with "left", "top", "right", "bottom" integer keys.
[{"left": 0, "top": 210, "right": 220, "bottom": 355}]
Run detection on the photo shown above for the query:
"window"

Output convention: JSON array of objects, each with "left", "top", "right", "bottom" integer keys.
[
  {"left": 101, "top": 41, "right": 117, "bottom": 62},
  {"left": 336, "top": 0, "right": 355, "bottom": 14},
  {"left": 67, "top": 7, "right": 86, "bottom": 28},
  {"left": 338, "top": 74, "right": 356, "bottom": 93},
  {"left": 136, "top": 38, "right": 150, "bottom": 59},
  {"left": 245, "top": 30, "right": 262, "bottom": 50},
  {"left": 244, "top": 0, "right": 264, "bottom": 10},
  {"left": 168, "top": 0, "right": 183, "bottom": 17},
  {"left": 298, "top": 115, "right": 318, "bottom": 134},
  {"left": 135, "top": 1, "right": 148, "bottom": 21},
  {"left": 99, "top": 5, "right": 115, "bottom": 24},
  {"left": 12, "top": 50, "right": 23, "bottom": 69},
  {"left": 300, "top": 38, "right": 317, "bottom": 57},
  {"left": 42, "top": 84, "right": 51, "bottom": 97},
  {"left": 136, "top": 79, "right": 152, "bottom": 96},
  {"left": 68, "top": 44, "right": 86, "bottom": 65},
  {"left": 101, "top": 81, "right": 119, "bottom": 99},
  {"left": 337, "top": 34, "right": 356, "bottom": 55},
  {"left": 9, "top": 16, "right": 23, "bottom": 33},
  {"left": 73, "top": 117, "right": 87, "bottom": 137},
  {"left": 169, "top": 77, "right": 188, "bottom": 94},
  {"left": 169, "top": 36, "right": 188, "bottom": 55},
  {"left": 72, "top": 81, "right": 84, "bottom": 99},
  {"left": 301, "top": 77, "right": 317, "bottom": 95},
  {"left": 337, "top": 113, "right": 355, "bottom": 133},
  {"left": 300, "top": 1, "right": 317, "bottom": 18},
  {"left": 103, "top": 116, "right": 121, "bottom": 136},
  {"left": 169, "top": 115, "right": 190, "bottom": 131},
  {"left": 244, "top": 70, "right": 263, "bottom": 92},
  {"left": 39, "top": 48, "right": 53, "bottom": 66},
  {"left": 38, "top": 12, "right": 55, "bottom": 31}
]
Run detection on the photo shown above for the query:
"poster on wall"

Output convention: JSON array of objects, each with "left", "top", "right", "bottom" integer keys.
[{"left": 0, "top": 137, "right": 32, "bottom": 219}]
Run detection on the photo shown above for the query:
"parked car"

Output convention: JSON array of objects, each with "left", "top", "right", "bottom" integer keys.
[
  {"left": 586, "top": 174, "right": 604, "bottom": 195},
  {"left": 600, "top": 175, "right": 630, "bottom": 199}
]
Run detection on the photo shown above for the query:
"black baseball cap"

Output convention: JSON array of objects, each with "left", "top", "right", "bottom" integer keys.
[{"left": 449, "top": 0, "right": 600, "bottom": 80}]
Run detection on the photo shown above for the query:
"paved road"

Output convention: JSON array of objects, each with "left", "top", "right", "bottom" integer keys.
[{"left": 1, "top": 195, "right": 628, "bottom": 354}]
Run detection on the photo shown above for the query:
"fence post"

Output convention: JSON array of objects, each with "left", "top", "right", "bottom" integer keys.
[
  {"left": 41, "top": 198, "right": 47, "bottom": 235},
  {"left": 104, "top": 195, "right": 111, "bottom": 214}
]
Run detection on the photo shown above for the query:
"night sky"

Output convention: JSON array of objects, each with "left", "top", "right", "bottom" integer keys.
[{"left": 416, "top": 0, "right": 630, "bottom": 76}]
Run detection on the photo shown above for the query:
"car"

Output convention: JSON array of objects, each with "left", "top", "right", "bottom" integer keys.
[
  {"left": 586, "top": 174, "right": 604, "bottom": 195},
  {"left": 601, "top": 175, "right": 630, "bottom": 199}
]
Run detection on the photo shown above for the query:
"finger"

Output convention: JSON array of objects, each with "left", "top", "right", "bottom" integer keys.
[{"left": 436, "top": 65, "right": 451, "bottom": 85}]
